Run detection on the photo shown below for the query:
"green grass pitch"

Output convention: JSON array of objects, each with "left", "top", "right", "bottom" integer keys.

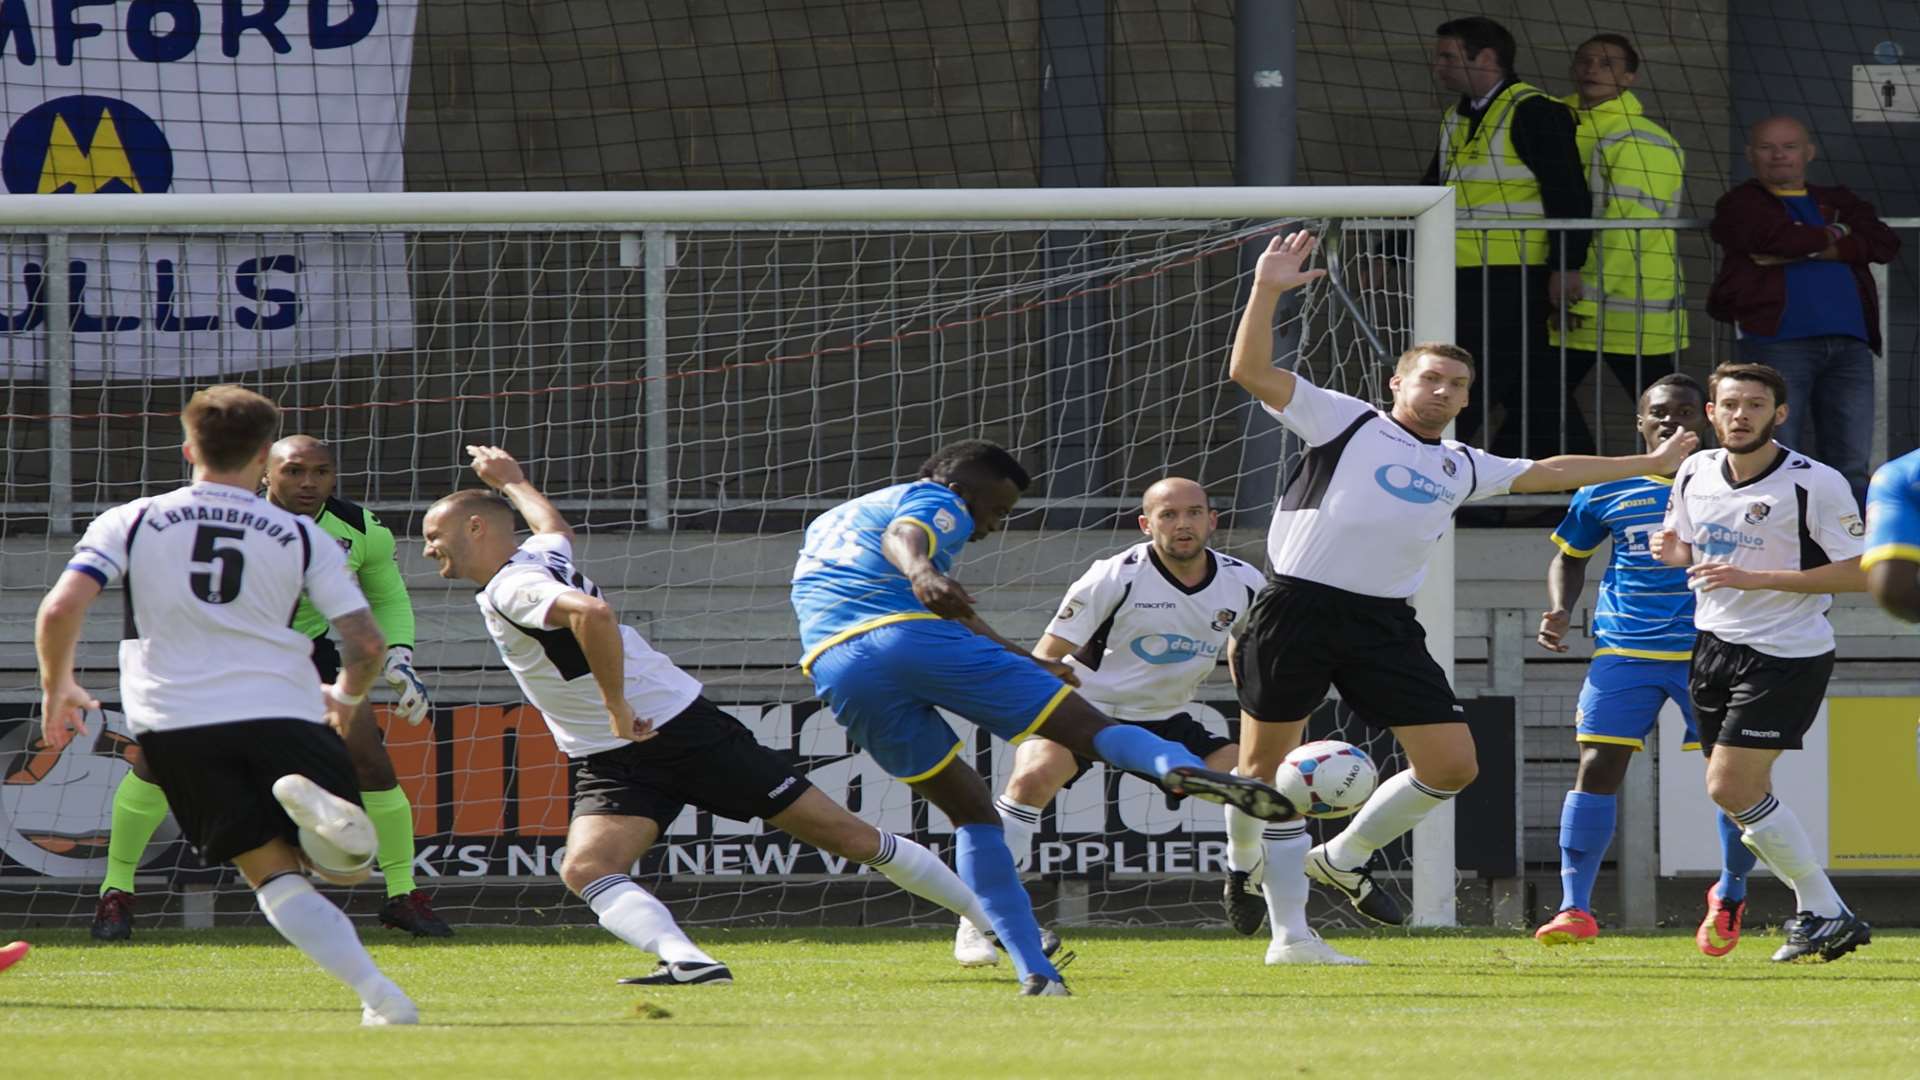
[{"left": 5, "top": 927, "right": 1918, "bottom": 1078}]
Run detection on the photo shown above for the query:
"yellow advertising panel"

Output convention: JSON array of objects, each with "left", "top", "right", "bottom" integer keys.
[{"left": 1827, "top": 697, "right": 1920, "bottom": 870}]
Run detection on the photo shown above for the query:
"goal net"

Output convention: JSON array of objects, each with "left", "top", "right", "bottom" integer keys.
[{"left": 0, "top": 189, "right": 1457, "bottom": 934}]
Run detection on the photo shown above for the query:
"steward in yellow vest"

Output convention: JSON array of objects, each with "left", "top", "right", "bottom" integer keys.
[
  {"left": 1551, "top": 35, "right": 1689, "bottom": 396},
  {"left": 1426, "top": 16, "right": 1592, "bottom": 458}
]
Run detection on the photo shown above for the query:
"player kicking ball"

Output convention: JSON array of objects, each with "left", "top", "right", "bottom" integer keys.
[
  {"left": 1652, "top": 363, "right": 1872, "bottom": 963},
  {"left": 1532, "top": 375, "right": 1760, "bottom": 951},
  {"left": 1227, "top": 231, "right": 1696, "bottom": 931},
  {"left": 91, "top": 434, "right": 448, "bottom": 941},
  {"left": 791, "top": 442, "right": 1298, "bottom": 996},
  {"left": 426, "top": 447, "right": 1002, "bottom": 988},
  {"left": 37, "top": 385, "right": 416, "bottom": 1024}
]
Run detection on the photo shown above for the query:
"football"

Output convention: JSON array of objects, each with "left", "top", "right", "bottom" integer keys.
[{"left": 1276, "top": 740, "right": 1377, "bottom": 819}]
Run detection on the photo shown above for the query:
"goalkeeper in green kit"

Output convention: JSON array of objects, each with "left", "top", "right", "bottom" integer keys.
[{"left": 91, "top": 435, "right": 452, "bottom": 939}]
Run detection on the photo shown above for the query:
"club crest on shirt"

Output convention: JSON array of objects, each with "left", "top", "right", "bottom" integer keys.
[
  {"left": 1441, "top": 457, "right": 1458, "bottom": 478},
  {"left": 1210, "top": 608, "right": 1236, "bottom": 632},
  {"left": 1743, "top": 501, "right": 1771, "bottom": 525},
  {"left": 933, "top": 508, "right": 957, "bottom": 534}
]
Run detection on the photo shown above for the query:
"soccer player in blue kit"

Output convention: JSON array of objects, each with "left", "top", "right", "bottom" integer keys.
[
  {"left": 1532, "top": 374, "right": 1759, "bottom": 952},
  {"left": 1864, "top": 448, "right": 1920, "bottom": 623},
  {"left": 791, "top": 442, "right": 1297, "bottom": 996}
]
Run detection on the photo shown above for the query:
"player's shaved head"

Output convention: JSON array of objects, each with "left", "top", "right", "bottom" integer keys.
[
  {"left": 1142, "top": 476, "right": 1209, "bottom": 515},
  {"left": 269, "top": 433, "right": 332, "bottom": 465},
  {"left": 422, "top": 488, "right": 519, "bottom": 583}
]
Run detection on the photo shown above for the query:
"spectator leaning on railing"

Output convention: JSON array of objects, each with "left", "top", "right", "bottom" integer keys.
[
  {"left": 1708, "top": 115, "right": 1900, "bottom": 510},
  {"left": 1550, "top": 34, "right": 1688, "bottom": 407},
  {"left": 1424, "top": 15, "right": 1592, "bottom": 458}
]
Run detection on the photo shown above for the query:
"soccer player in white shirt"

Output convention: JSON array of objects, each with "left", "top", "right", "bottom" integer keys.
[
  {"left": 1652, "top": 362, "right": 1872, "bottom": 962},
  {"left": 34, "top": 385, "right": 416, "bottom": 1025},
  {"left": 424, "top": 446, "right": 1001, "bottom": 987},
  {"left": 952, "top": 478, "right": 1337, "bottom": 962},
  {"left": 1227, "top": 232, "right": 1697, "bottom": 927}
]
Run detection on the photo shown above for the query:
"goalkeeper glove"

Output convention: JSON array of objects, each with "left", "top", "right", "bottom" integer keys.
[{"left": 382, "top": 646, "right": 431, "bottom": 726}]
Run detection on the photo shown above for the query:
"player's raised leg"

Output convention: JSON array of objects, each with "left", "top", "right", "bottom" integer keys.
[
  {"left": 92, "top": 753, "right": 169, "bottom": 941},
  {"left": 558, "top": 814, "right": 731, "bottom": 986},
  {"left": 338, "top": 701, "right": 450, "bottom": 938}
]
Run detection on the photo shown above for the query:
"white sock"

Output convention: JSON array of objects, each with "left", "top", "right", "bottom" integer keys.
[
  {"left": 862, "top": 832, "right": 992, "bottom": 929},
  {"left": 256, "top": 874, "right": 402, "bottom": 1007},
  {"left": 1735, "top": 795, "right": 1845, "bottom": 918},
  {"left": 582, "top": 874, "right": 716, "bottom": 965},
  {"left": 995, "top": 796, "right": 1042, "bottom": 871},
  {"left": 1225, "top": 779, "right": 1266, "bottom": 879},
  {"left": 1261, "top": 822, "right": 1313, "bottom": 944},
  {"left": 1324, "top": 771, "right": 1459, "bottom": 870}
]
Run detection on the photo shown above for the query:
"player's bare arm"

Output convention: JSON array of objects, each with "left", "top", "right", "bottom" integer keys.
[
  {"left": 1227, "top": 230, "right": 1328, "bottom": 412},
  {"left": 1538, "top": 549, "right": 1591, "bottom": 653},
  {"left": 544, "top": 590, "right": 652, "bottom": 743},
  {"left": 325, "top": 608, "right": 386, "bottom": 733},
  {"left": 1509, "top": 429, "right": 1701, "bottom": 493},
  {"left": 1868, "top": 559, "right": 1920, "bottom": 623},
  {"left": 467, "top": 445, "right": 573, "bottom": 540},
  {"left": 34, "top": 570, "right": 105, "bottom": 749},
  {"left": 1649, "top": 527, "right": 1692, "bottom": 567},
  {"left": 1688, "top": 556, "right": 1868, "bottom": 595},
  {"left": 882, "top": 519, "right": 977, "bottom": 620}
]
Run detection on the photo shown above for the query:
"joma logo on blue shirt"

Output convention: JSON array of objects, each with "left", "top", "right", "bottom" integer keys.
[{"left": 1374, "top": 464, "right": 1454, "bottom": 505}]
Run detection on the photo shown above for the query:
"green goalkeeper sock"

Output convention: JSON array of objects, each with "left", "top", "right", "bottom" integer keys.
[
  {"left": 361, "top": 786, "right": 419, "bottom": 897},
  {"left": 102, "top": 772, "right": 170, "bottom": 895}
]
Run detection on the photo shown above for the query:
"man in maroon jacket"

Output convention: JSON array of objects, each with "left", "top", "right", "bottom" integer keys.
[{"left": 1708, "top": 115, "right": 1901, "bottom": 509}]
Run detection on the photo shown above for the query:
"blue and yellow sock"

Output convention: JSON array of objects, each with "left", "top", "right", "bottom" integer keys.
[
  {"left": 1557, "top": 790, "right": 1617, "bottom": 913},
  {"left": 955, "top": 824, "right": 1058, "bottom": 983},
  {"left": 1091, "top": 723, "right": 1202, "bottom": 779},
  {"left": 1717, "top": 811, "right": 1754, "bottom": 903}
]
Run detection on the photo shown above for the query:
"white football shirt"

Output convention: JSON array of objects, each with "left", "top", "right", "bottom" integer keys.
[
  {"left": 1042, "top": 543, "right": 1267, "bottom": 720},
  {"left": 1664, "top": 445, "right": 1864, "bottom": 657},
  {"left": 476, "top": 533, "right": 702, "bottom": 758},
  {"left": 1263, "top": 377, "right": 1532, "bottom": 597},
  {"left": 66, "top": 481, "right": 368, "bottom": 735}
]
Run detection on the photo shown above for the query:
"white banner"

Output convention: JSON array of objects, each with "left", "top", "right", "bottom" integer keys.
[{"left": 0, "top": 0, "right": 417, "bottom": 376}]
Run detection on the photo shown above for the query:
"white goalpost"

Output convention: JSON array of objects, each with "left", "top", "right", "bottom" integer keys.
[{"left": 0, "top": 187, "right": 1462, "bottom": 930}]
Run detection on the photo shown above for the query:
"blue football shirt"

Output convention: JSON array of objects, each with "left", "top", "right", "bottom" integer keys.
[
  {"left": 1550, "top": 475, "right": 1695, "bottom": 659},
  {"left": 1865, "top": 448, "right": 1920, "bottom": 572},
  {"left": 790, "top": 480, "right": 976, "bottom": 667}
]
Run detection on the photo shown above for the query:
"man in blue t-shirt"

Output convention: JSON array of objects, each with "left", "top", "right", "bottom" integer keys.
[
  {"left": 1865, "top": 448, "right": 1920, "bottom": 623},
  {"left": 1532, "top": 375, "right": 1758, "bottom": 953},
  {"left": 790, "top": 440, "right": 1296, "bottom": 996},
  {"left": 1707, "top": 115, "right": 1902, "bottom": 511}
]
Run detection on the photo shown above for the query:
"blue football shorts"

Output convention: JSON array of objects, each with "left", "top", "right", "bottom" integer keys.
[
  {"left": 1575, "top": 653, "right": 1699, "bottom": 752},
  {"left": 806, "top": 617, "right": 1074, "bottom": 781}
]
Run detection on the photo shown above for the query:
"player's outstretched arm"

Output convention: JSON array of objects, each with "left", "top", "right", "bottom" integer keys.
[
  {"left": 1227, "top": 231, "right": 1327, "bottom": 413},
  {"left": 1868, "top": 559, "right": 1920, "bottom": 623},
  {"left": 34, "top": 571, "right": 103, "bottom": 749},
  {"left": 467, "top": 445, "right": 574, "bottom": 540},
  {"left": 1509, "top": 429, "right": 1700, "bottom": 493},
  {"left": 543, "top": 590, "right": 652, "bottom": 743},
  {"left": 1688, "top": 556, "right": 1868, "bottom": 596}
]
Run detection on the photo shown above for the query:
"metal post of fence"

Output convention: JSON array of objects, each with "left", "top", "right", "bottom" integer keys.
[
  {"left": 643, "top": 228, "right": 670, "bottom": 530},
  {"left": 46, "top": 232, "right": 73, "bottom": 536},
  {"left": 1618, "top": 740, "right": 1657, "bottom": 927}
]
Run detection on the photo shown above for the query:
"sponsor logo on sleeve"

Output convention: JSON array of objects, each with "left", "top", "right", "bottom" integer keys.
[
  {"left": 1840, "top": 513, "right": 1865, "bottom": 537},
  {"left": 933, "top": 508, "right": 957, "bottom": 534},
  {"left": 1058, "top": 601, "right": 1081, "bottom": 621}
]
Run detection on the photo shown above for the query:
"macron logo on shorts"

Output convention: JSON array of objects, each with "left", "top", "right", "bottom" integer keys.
[
  {"left": 1740, "top": 728, "right": 1781, "bottom": 739},
  {"left": 767, "top": 776, "right": 797, "bottom": 799}
]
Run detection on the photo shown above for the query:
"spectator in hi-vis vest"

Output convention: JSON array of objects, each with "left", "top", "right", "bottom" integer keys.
[
  {"left": 1425, "top": 15, "right": 1592, "bottom": 459},
  {"left": 1550, "top": 34, "right": 1689, "bottom": 429}
]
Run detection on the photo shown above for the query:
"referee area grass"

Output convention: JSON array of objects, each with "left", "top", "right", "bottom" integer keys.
[{"left": 5, "top": 926, "right": 1917, "bottom": 1078}]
